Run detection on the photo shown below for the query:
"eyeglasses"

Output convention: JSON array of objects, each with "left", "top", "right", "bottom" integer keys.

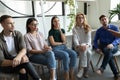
[{"left": 30, "top": 23, "right": 39, "bottom": 26}]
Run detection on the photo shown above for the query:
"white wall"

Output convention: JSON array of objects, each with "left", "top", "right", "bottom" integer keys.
[
  {"left": 0, "top": 16, "right": 66, "bottom": 39},
  {"left": 0, "top": 0, "right": 111, "bottom": 38},
  {"left": 89, "top": 0, "right": 111, "bottom": 28},
  {"left": 77, "top": 0, "right": 111, "bottom": 29}
]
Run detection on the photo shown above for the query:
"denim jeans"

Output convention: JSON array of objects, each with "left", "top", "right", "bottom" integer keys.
[
  {"left": 100, "top": 44, "right": 118, "bottom": 76},
  {"left": 53, "top": 45, "right": 77, "bottom": 72},
  {"left": 0, "top": 62, "right": 40, "bottom": 80},
  {"left": 29, "top": 51, "right": 56, "bottom": 69}
]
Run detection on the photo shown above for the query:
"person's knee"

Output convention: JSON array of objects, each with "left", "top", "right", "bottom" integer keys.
[
  {"left": 47, "top": 51, "right": 55, "bottom": 56},
  {"left": 50, "top": 51, "right": 55, "bottom": 56},
  {"left": 103, "top": 48, "right": 113, "bottom": 57},
  {"left": 71, "top": 51, "right": 77, "bottom": 58},
  {"left": 64, "top": 52, "right": 69, "bottom": 57},
  {"left": 104, "top": 48, "right": 111, "bottom": 54},
  {"left": 19, "top": 68, "right": 26, "bottom": 74},
  {"left": 19, "top": 69, "right": 28, "bottom": 80}
]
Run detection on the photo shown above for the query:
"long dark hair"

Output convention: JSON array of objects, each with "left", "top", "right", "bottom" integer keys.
[
  {"left": 26, "top": 17, "right": 37, "bottom": 33},
  {"left": 51, "top": 16, "right": 59, "bottom": 29}
]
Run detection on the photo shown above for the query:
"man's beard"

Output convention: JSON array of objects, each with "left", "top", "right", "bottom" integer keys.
[
  {"left": 103, "top": 23, "right": 107, "bottom": 26},
  {"left": 9, "top": 29, "right": 14, "bottom": 32}
]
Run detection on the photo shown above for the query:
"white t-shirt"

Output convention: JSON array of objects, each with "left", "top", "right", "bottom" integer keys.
[{"left": 4, "top": 35, "right": 17, "bottom": 57}]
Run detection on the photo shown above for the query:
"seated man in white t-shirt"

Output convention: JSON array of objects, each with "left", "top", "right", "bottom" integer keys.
[{"left": 0, "top": 15, "right": 41, "bottom": 80}]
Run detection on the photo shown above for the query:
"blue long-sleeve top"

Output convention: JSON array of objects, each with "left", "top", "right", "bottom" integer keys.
[{"left": 93, "top": 24, "right": 120, "bottom": 49}]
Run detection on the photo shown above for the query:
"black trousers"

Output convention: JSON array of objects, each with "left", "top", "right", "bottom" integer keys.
[{"left": 0, "top": 62, "right": 40, "bottom": 80}]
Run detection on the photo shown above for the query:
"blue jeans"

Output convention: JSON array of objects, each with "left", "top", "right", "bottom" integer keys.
[
  {"left": 100, "top": 44, "right": 118, "bottom": 76},
  {"left": 29, "top": 51, "right": 56, "bottom": 69},
  {"left": 53, "top": 45, "right": 77, "bottom": 72}
]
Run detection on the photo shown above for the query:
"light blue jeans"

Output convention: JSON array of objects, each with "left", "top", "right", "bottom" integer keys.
[
  {"left": 52, "top": 45, "right": 77, "bottom": 72},
  {"left": 29, "top": 51, "right": 56, "bottom": 69}
]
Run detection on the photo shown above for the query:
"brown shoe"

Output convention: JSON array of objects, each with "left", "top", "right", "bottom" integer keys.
[
  {"left": 83, "top": 73, "right": 89, "bottom": 78},
  {"left": 114, "top": 76, "right": 120, "bottom": 80},
  {"left": 114, "top": 74, "right": 120, "bottom": 80},
  {"left": 83, "top": 68, "right": 89, "bottom": 78}
]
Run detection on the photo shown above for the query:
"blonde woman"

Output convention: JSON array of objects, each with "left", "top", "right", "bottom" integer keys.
[{"left": 72, "top": 12, "right": 92, "bottom": 78}]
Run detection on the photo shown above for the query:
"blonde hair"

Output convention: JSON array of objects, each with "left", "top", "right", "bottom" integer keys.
[{"left": 75, "top": 12, "right": 91, "bottom": 33}]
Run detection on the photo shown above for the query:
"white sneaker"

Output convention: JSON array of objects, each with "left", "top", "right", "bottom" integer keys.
[
  {"left": 54, "top": 78, "right": 56, "bottom": 80},
  {"left": 77, "top": 69, "right": 84, "bottom": 78}
]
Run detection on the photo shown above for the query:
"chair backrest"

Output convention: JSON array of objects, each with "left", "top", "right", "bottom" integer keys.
[
  {"left": 45, "top": 37, "right": 51, "bottom": 46},
  {"left": 91, "top": 30, "right": 97, "bottom": 49},
  {"left": 71, "top": 35, "right": 75, "bottom": 50},
  {"left": 114, "top": 49, "right": 120, "bottom": 56},
  {"left": 91, "top": 30, "right": 96, "bottom": 45}
]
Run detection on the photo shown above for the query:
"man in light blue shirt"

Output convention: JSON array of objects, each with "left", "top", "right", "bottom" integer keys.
[{"left": 94, "top": 15, "right": 120, "bottom": 80}]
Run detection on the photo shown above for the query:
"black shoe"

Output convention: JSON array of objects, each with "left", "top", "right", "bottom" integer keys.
[
  {"left": 83, "top": 67, "right": 89, "bottom": 78},
  {"left": 114, "top": 74, "right": 120, "bottom": 80},
  {"left": 19, "top": 73, "right": 28, "bottom": 80},
  {"left": 83, "top": 73, "right": 89, "bottom": 78}
]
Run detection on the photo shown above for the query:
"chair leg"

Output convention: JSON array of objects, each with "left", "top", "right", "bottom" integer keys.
[
  {"left": 33, "top": 64, "right": 46, "bottom": 80},
  {"left": 11, "top": 77, "right": 15, "bottom": 80},
  {"left": 3, "top": 77, "right": 7, "bottom": 80},
  {"left": 57, "top": 59, "right": 61, "bottom": 80},
  {"left": 78, "top": 57, "right": 81, "bottom": 71},
  {"left": 41, "top": 66, "right": 46, "bottom": 80},
  {"left": 96, "top": 54, "right": 103, "bottom": 66},
  {"left": 0, "top": 77, "right": 5, "bottom": 80},
  {"left": 90, "top": 60, "right": 95, "bottom": 72},
  {"left": 114, "top": 56, "right": 120, "bottom": 73},
  {"left": 14, "top": 75, "right": 18, "bottom": 80},
  {"left": 78, "top": 56, "right": 95, "bottom": 72}
]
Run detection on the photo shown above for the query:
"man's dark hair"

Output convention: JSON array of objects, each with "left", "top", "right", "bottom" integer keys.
[
  {"left": 99, "top": 15, "right": 106, "bottom": 20},
  {"left": 0, "top": 15, "right": 12, "bottom": 23}
]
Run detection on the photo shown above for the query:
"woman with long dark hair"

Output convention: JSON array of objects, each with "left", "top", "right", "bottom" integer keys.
[
  {"left": 24, "top": 18, "right": 56, "bottom": 80},
  {"left": 48, "top": 16, "right": 77, "bottom": 80}
]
